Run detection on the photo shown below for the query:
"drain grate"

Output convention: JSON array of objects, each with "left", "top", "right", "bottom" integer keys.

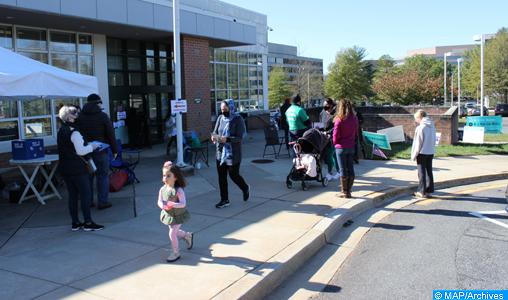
[{"left": 251, "top": 159, "right": 274, "bottom": 164}]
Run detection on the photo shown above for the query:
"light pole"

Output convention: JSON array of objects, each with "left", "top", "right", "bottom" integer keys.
[
  {"left": 473, "top": 34, "right": 485, "bottom": 116},
  {"left": 451, "top": 71, "right": 456, "bottom": 104},
  {"left": 443, "top": 52, "right": 454, "bottom": 105},
  {"left": 458, "top": 58, "right": 464, "bottom": 113},
  {"left": 307, "top": 73, "right": 310, "bottom": 107}
]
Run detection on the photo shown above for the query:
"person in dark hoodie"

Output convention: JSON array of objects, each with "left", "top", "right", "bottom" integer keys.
[
  {"left": 75, "top": 94, "right": 118, "bottom": 210},
  {"left": 57, "top": 106, "right": 104, "bottom": 231},
  {"left": 280, "top": 98, "right": 291, "bottom": 149},
  {"left": 318, "top": 98, "right": 340, "bottom": 181}
]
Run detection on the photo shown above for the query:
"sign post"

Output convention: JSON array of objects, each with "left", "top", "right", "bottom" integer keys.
[{"left": 173, "top": 0, "right": 185, "bottom": 167}]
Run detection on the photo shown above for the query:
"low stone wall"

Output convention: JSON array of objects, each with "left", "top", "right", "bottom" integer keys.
[{"left": 305, "top": 105, "right": 458, "bottom": 145}]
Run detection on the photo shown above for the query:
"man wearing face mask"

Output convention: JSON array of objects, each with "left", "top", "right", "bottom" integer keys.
[
  {"left": 285, "top": 94, "right": 311, "bottom": 157},
  {"left": 411, "top": 109, "right": 436, "bottom": 198}
]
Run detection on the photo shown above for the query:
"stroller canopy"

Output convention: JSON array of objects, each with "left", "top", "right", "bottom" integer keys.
[{"left": 298, "top": 128, "right": 330, "bottom": 154}]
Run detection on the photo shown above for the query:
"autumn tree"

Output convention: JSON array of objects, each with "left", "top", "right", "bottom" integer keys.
[
  {"left": 324, "top": 46, "right": 373, "bottom": 100},
  {"left": 372, "top": 68, "right": 442, "bottom": 105},
  {"left": 268, "top": 64, "right": 292, "bottom": 109}
]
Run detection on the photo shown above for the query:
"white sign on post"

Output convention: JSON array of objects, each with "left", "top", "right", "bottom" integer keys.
[
  {"left": 463, "top": 126, "right": 484, "bottom": 144},
  {"left": 435, "top": 132, "right": 441, "bottom": 146},
  {"left": 377, "top": 125, "right": 405, "bottom": 143},
  {"left": 171, "top": 100, "right": 187, "bottom": 113}
]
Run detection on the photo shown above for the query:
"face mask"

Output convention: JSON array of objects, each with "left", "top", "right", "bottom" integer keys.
[
  {"left": 324, "top": 106, "right": 330, "bottom": 111},
  {"left": 416, "top": 118, "right": 421, "bottom": 123},
  {"left": 223, "top": 111, "right": 230, "bottom": 118}
]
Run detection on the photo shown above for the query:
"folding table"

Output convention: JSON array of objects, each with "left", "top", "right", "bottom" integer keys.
[{"left": 9, "top": 154, "right": 62, "bottom": 205}]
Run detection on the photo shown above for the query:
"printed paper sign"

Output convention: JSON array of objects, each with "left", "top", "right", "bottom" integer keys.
[
  {"left": 466, "top": 116, "right": 502, "bottom": 134},
  {"left": 435, "top": 133, "right": 441, "bottom": 146},
  {"left": 171, "top": 100, "right": 187, "bottom": 113},
  {"left": 463, "top": 126, "right": 484, "bottom": 144},
  {"left": 377, "top": 125, "right": 405, "bottom": 143}
]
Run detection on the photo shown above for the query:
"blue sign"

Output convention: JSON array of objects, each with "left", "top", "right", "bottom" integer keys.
[
  {"left": 466, "top": 116, "right": 502, "bottom": 134},
  {"left": 363, "top": 132, "right": 391, "bottom": 150}
]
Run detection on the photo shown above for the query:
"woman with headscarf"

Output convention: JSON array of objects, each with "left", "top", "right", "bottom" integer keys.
[
  {"left": 411, "top": 109, "right": 436, "bottom": 198},
  {"left": 57, "top": 106, "right": 103, "bottom": 231},
  {"left": 333, "top": 99, "right": 358, "bottom": 198},
  {"left": 211, "top": 99, "right": 250, "bottom": 208}
]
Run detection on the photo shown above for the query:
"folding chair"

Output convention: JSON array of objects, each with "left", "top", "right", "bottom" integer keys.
[
  {"left": 183, "top": 137, "right": 210, "bottom": 167},
  {"left": 108, "top": 139, "right": 142, "bottom": 182},
  {"left": 263, "top": 125, "right": 288, "bottom": 158}
]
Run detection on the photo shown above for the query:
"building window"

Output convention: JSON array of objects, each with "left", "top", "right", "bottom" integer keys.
[
  {"left": 16, "top": 28, "right": 47, "bottom": 50},
  {"left": 268, "top": 56, "right": 275, "bottom": 63},
  {"left": 275, "top": 57, "right": 283, "bottom": 64},
  {"left": 0, "top": 25, "right": 13, "bottom": 48}
]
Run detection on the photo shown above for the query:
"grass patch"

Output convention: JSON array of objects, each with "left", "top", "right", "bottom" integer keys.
[
  {"left": 364, "top": 142, "right": 508, "bottom": 160},
  {"left": 484, "top": 133, "right": 508, "bottom": 142}
]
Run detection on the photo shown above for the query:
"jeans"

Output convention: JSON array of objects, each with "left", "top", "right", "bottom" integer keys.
[
  {"left": 89, "top": 152, "right": 110, "bottom": 205},
  {"left": 326, "top": 147, "right": 340, "bottom": 173},
  {"left": 216, "top": 160, "right": 248, "bottom": 201},
  {"left": 335, "top": 147, "right": 355, "bottom": 177},
  {"left": 283, "top": 126, "right": 289, "bottom": 149},
  {"left": 416, "top": 154, "right": 434, "bottom": 194},
  {"left": 64, "top": 173, "right": 92, "bottom": 224}
]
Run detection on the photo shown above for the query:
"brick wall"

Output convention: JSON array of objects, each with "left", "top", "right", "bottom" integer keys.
[
  {"left": 180, "top": 35, "right": 211, "bottom": 140},
  {"left": 305, "top": 106, "right": 459, "bottom": 145}
]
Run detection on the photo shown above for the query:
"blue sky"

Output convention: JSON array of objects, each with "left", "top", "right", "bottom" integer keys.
[{"left": 226, "top": 0, "right": 507, "bottom": 73}]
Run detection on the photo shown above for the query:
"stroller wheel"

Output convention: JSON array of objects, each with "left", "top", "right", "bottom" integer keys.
[
  {"left": 302, "top": 180, "right": 308, "bottom": 191},
  {"left": 322, "top": 177, "right": 329, "bottom": 187},
  {"left": 286, "top": 175, "right": 292, "bottom": 188}
]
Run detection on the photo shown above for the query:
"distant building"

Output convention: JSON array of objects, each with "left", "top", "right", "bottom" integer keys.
[
  {"left": 394, "top": 35, "right": 495, "bottom": 66},
  {"left": 267, "top": 43, "right": 324, "bottom": 107}
]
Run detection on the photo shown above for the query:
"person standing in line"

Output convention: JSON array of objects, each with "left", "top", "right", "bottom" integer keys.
[
  {"left": 285, "top": 94, "right": 311, "bottom": 157},
  {"left": 164, "top": 112, "right": 177, "bottom": 156},
  {"left": 319, "top": 98, "right": 340, "bottom": 181},
  {"left": 333, "top": 99, "right": 358, "bottom": 198},
  {"left": 57, "top": 106, "right": 104, "bottom": 231},
  {"left": 352, "top": 102, "right": 365, "bottom": 164},
  {"left": 411, "top": 109, "right": 436, "bottom": 198},
  {"left": 75, "top": 93, "right": 118, "bottom": 210},
  {"left": 280, "top": 98, "right": 292, "bottom": 150},
  {"left": 211, "top": 99, "right": 250, "bottom": 209},
  {"left": 127, "top": 107, "right": 142, "bottom": 150},
  {"left": 158, "top": 161, "right": 193, "bottom": 262}
]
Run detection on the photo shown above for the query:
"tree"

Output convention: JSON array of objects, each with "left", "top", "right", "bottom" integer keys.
[
  {"left": 268, "top": 64, "right": 292, "bottom": 109},
  {"left": 372, "top": 68, "right": 442, "bottom": 105},
  {"left": 457, "top": 28, "right": 508, "bottom": 103},
  {"left": 324, "top": 46, "right": 373, "bottom": 100},
  {"left": 288, "top": 46, "right": 324, "bottom": 107},
  {"left": 374, "top": 54, "right": 395, "bottom": 79}
]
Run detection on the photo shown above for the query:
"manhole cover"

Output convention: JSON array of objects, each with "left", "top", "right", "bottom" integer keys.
[{"left": 251, "top": 159, "right": 274, "bottom": 164}]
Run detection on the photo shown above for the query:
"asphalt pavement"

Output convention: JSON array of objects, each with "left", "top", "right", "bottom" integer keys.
[{"left": 1, "top": 129, "right": 507, "bottom": 300}]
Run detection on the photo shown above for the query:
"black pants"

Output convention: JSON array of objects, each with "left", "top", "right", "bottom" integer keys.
[
  {"left": 216, "top": 160, "right": 248, "bottom": 201},
  {"left": 167, "top": 135, "right": 176, "bottom": 148},
  {"left": 417, "top": 154, "right": 434, "bottom": 194}
]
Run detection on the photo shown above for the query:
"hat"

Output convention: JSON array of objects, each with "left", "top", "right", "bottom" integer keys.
[
  {"left": 292, "top": 94, "right": 301, "bottom": 104},
  {"left": 285, "top": 98, "right": 290, "bottom": 103},
  {"left": 87, "top": 93, "right": 103, "bottom": 104}
]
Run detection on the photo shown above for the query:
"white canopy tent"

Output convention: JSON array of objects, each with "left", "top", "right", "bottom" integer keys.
[{"left": 0, "top": 46, "right": 98, "bottom": 102}]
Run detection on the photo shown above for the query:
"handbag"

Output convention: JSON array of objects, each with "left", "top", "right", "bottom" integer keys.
[
  {"left": 85, "top": 157, "right": 97, "bottom": 174},
  {"left": 108, "top": 171, "right": 129, "bottom": 192}
]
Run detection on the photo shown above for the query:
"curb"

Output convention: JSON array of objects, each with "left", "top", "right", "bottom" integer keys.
[{"left": 215, "top": 171, "right": 508, "bottom": 300}]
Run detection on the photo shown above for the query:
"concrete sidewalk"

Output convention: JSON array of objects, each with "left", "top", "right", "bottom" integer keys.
[{"left": 1, "top": 130, "right": 507, "bottom": 300}]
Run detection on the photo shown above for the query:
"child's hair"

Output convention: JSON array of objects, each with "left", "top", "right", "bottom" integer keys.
[{"left": 162, "top": 161, "right": 187, "bottom": 189}]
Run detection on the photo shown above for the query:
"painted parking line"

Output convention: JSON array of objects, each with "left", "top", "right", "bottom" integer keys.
[
  {"left": 469, "top": 211, "right": 508, "bottom": 230},
  {"left": 415, "top": 184, "right": 507, "bottom": 206}
]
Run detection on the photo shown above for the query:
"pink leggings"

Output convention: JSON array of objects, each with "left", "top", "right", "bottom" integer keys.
[{"left": 169, "top": 224, "right": 186, "bottom": 248}]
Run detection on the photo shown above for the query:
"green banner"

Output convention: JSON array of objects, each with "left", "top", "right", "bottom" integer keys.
[{"left": 363, "top": 132, "right": 391, "bottom": 150}]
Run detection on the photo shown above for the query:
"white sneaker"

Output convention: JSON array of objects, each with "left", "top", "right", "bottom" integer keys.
[
  {"left": 332, "top": 172, "right": 340, "bottom": 180},
  {"left": 167, "top": 248, "right": 180, "bottom": 262},
  {"left": 325, "top": 173, "right": 333, "bottom": 181}
]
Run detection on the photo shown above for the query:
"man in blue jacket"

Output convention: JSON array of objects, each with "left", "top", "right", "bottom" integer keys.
[{"left": 75, "top": 94, "right": 118, "bottom": 210}]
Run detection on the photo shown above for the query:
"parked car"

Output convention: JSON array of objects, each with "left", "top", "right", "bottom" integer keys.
[
  {"left": 494, "top": 103, "right": 508, "bottom": 117},
  {"left": 469, "top": 105, "right": 489, "bottom": 116},
  {"left": 465, "top": 102, "right": 476, "bottom": 115}
]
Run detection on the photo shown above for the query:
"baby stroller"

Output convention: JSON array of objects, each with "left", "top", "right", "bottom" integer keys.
[{"left": 286, "top": 128, "right": 330, "bottom": 191}]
